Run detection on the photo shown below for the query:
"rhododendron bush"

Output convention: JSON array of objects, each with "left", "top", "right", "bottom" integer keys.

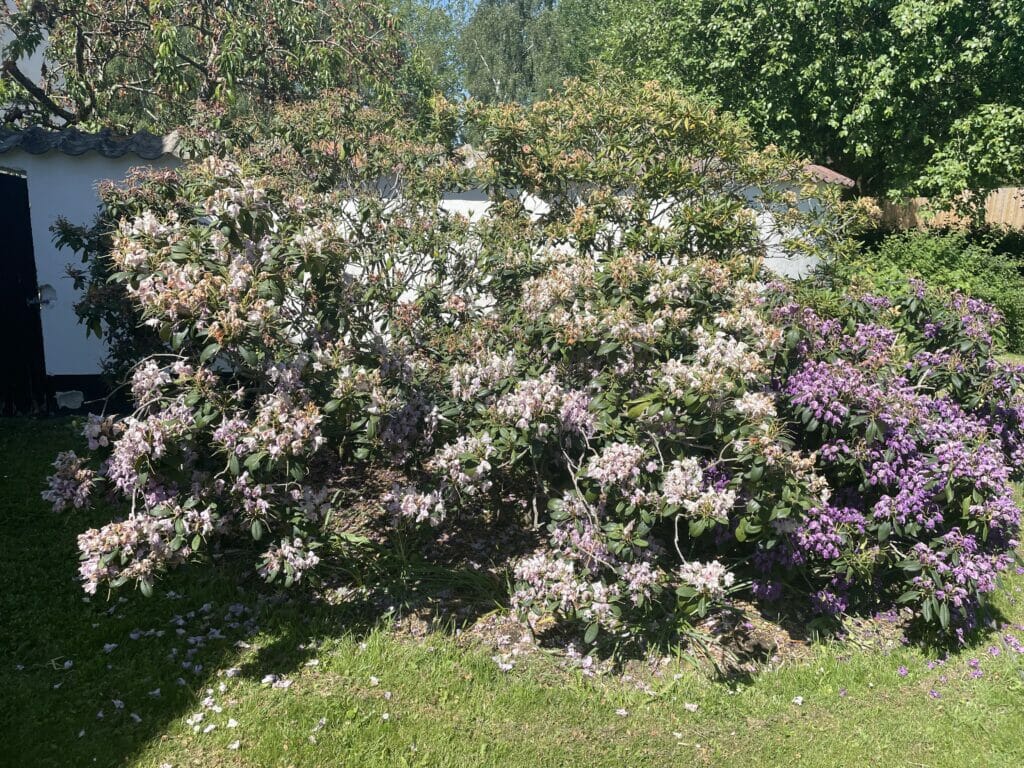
[{"left": 48, "top": 79, "right": 1022, "bottom": 644}]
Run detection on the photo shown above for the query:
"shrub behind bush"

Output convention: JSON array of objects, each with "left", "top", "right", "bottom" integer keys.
[{"left": 835, "top": 230, "right": 1024, "bottom": 352}]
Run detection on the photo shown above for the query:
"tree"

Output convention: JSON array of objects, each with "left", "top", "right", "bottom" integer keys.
[
  {"left": 1, "top": 0, "right": 407, "bottom": 132},
  {"left": 391, "top": 0, "right": 473, "bottom": 101},
  {"left": 914, "top": 104, "right": 1024, "bottom": 207},
  {"left": 600, "top": 0, "right": 1024, "bottom": 200},
  {"left": 459, "top": 0, "right": 609, "bottom": 104}
]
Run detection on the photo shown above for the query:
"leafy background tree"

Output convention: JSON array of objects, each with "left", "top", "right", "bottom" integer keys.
[
  {"left": 457, "top": 0, "right": 608, "bottom": 104},
  {"left": 599, "top": 0, "right": 1024, "bottom": 202},
  {"left": 392, "top": 0, "right": 474, "bottom": 101},
  {"left": 5, "top": 0, "right": 1022, "bottom": 208}
]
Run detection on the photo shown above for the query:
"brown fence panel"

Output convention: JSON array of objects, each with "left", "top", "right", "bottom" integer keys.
[
  {"left": 984, "top": 188, "right": 1024, "bottom": 229},
  {"left": 875, "top": 188, "right": 1024, "bottom": 230}
]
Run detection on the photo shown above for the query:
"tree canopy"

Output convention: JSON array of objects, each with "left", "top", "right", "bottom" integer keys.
[
  {"left": 1, "top": 0, "right": 408, "bottom": 132},
  {"left": 391, "top": 0, "right": 473, "bottom": 101},
  {"left": 457, "top": 0, "right": 608, "bottom": 104},
  {"left": 4, "top": 0, "right": 1022, "bottom": 204},
  {"left": 600, "top": 0, "right": 1024, "bottom": 199}
]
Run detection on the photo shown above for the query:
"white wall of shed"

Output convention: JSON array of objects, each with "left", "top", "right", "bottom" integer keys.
[
  {"left": 745, "top": 182, "right": 827, "bottom": 280},
  {"left": 1, "top": 150, "right": 178, "bottom": 375}
]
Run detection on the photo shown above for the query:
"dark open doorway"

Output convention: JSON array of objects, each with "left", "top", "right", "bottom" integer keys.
[{"left": 0, "top": 170, "right": 47, "bottom": 415}]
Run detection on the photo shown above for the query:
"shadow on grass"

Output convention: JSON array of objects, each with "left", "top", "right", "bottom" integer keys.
[
  {"left": 0, "top": 419, "right": 263, "bottom": 767},
  {"left": 224, "top": 512, "right": 541, "bottom": 688},
  {"left": 0, "top": 417, "right": 539, "bottom": 768}
]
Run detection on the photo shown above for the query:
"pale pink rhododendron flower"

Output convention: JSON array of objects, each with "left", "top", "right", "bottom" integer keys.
[{"left": 678, "top": 560, "right": 736, "bottom": 601}]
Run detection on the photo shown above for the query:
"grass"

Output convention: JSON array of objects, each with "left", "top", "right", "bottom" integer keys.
[{"left": 2, "top": 418, "right": 1023, "bottom": 768}]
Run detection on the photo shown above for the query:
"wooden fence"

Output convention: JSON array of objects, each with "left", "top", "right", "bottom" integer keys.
[{"left": 876, "top": 187, "right": 1024, "bottom": 230}]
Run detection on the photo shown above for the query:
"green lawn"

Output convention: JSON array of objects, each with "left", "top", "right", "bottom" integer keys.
[{"left": 2, "top": 419, "right": 1023, "bottom": 768}]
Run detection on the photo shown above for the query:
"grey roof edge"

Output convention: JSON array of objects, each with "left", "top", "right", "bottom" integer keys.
[{"left": 0, "top": 127, "right": 178, "bottom": 160}]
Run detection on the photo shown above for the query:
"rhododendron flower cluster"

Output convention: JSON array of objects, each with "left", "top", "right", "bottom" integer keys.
[
  {"left": 383, "top": 487, "right": 446, "bottom": 526},
  {"left": 585, "top": 443, "right": 645, "bottom": 488},
  {"left": 678, "top": 560, "right": 736, "bottom": 601},
  {"left": 769, "top": 284, "right": 1024, "bottom": 630},
  {"left": 451, "top": 353, "right": 517, "bottom": 401},
  {"left": 662, "top": 458, "right": 703, "bottom": 506},
  {"left": 661, "top": 327, "right": 766, "bottom": 397},
  {"left": 258, "top": 538, "right": 321, "bottom": 585},
  {"left": 428, "top": 434, "right": 495, "bottom": 496},
  {"left": 42, "top": 452, "right": 95, "bottom": 513},
  {"left": 495, "top": 372, "right": 595, "bottom": 437}
]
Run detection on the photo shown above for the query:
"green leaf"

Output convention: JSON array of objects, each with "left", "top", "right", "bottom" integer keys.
[
  {"left": 244, "top": 452, "right": 266, "bottom": 471},
  {"left": 200, "top": 342, "right": 221, "bottom": 363},
  {"left": 238, "top": 346, "right": 257, "bottom": 366},
  {"left": 688, "top": 518, "right": 708, "bottom": 537},
  {"left": 626, "top": 399, "right": 654, "bottom": 418},
  {"left": 735, "top": 519, "right": 747, "bottom": 542},
  {"left": 878, "top": 521, "right": 891, "bottom": 542}
]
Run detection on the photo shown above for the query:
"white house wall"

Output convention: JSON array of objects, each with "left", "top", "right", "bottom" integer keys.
[
  {"left": 746, "top": 183, "right": 827, "bottom": 280},
  {"left": 2, "top": 150, "right": 178, "bottom": 375}
]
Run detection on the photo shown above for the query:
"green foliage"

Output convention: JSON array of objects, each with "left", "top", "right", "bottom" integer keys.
[
  {"left": 56, "top": 77, "right": 1024, "bottom": 644},
  {"left": 459, "top": 0, "right": 610, "bottom": 104},
  {"left": 473, "top": 72, "right": 855, "bottom": 258},
  {"left": 392, "top": 0, "right": 474, "bottom": 100},
  {"left": 826, "top": 230, "right": 1024, "bottom": 352},
  {"left": 54, "top": 89, "right": 464, "bottom": 382},
  {"left": 53, "top": 79, "right": 882, "bottom": 644},
  {"left": 600, "top": 0, "right": 1024, "bottom": 201},
  {"left": 915, "top": 105, "right": 1024, "bottom": 212},
  {"left": 1, "top": 0, "right": 410, "bottom": 132}
]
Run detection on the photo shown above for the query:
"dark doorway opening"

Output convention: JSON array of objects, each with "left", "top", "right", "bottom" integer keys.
[{"left": 0, "top": 170, "right": 47, "bottom": 415}]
